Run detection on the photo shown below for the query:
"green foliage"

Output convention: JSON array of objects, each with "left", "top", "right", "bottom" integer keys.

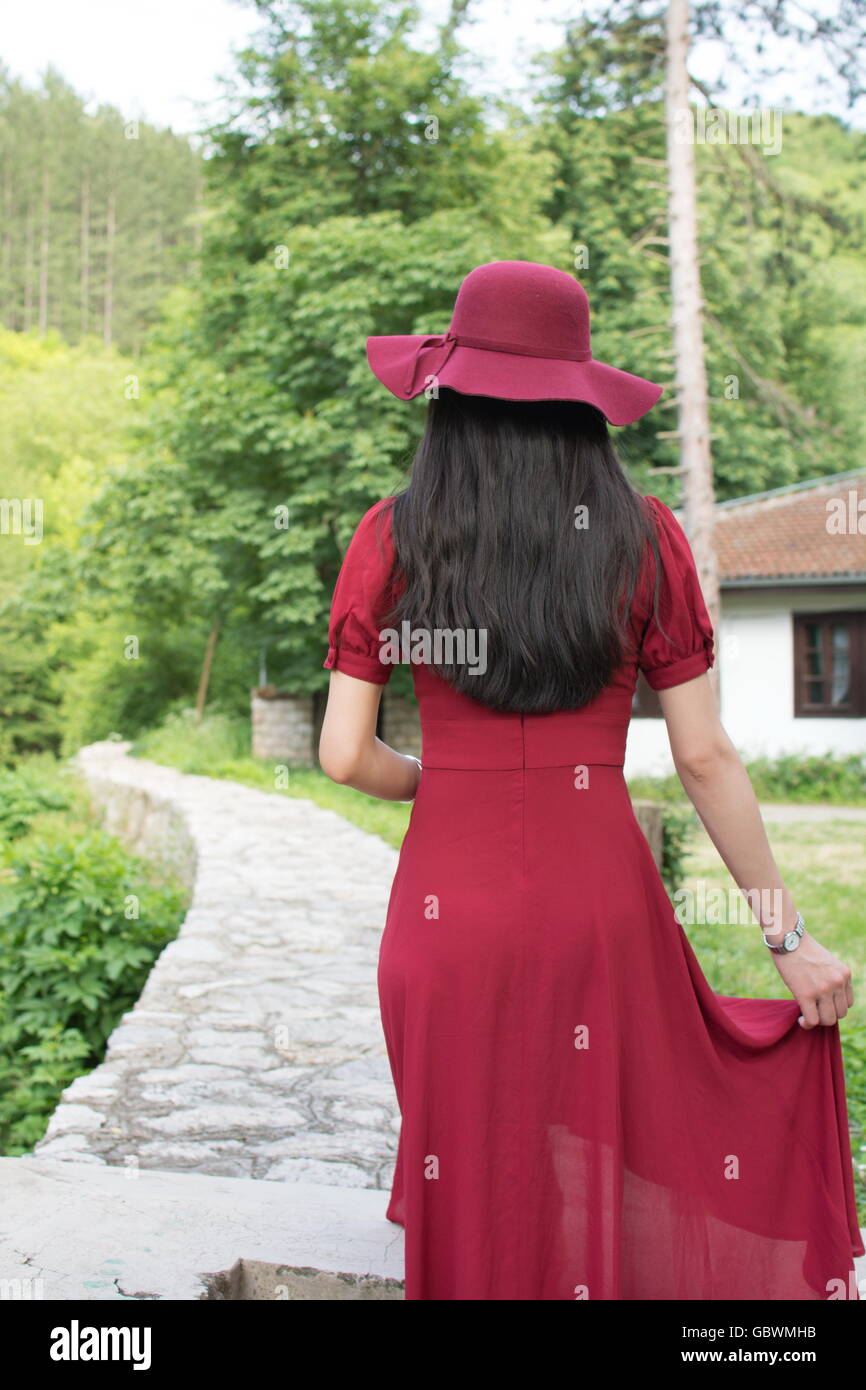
[
  {"left": 0, "top": 1024, "right": 94, "bottom": 1153},
  {"left": 0, "top": 329, "right": 132, "bottom": 498},
  {"left": 631, "top": 752, "right": 866, "bottom": 808},
  {"left": 0, "top": 630, "right": 65, "bottom": 764},
  {"left": 535, "top": 12, "right": 866, "bottom": 498},
  {"left": 0, "top": 758, "right": 75, "bottom": 841},
  {"left": 2, "top": 1, "right": 866, "bottom": 750},
  {"left": 55, "top": 623, "right": 216, "bottom": 758},
  {"left": 743, "top": 752, "right": 866, "bottom": 805},
  {"left": 71, "top": 0, "right": 570, "bottom": 718},
  {"left": 133, "top": 709, "right": 253, "bottom": 773},
  {"left": 205, "top": 0, "right": 533, "bottom": 252},
  {"left": 0, "top": 814, "right": 185, "bottom": 1153},
  {"left": 629, "top": 774, "right": 695, "bottom": 896},
  {"left": 136, "top": 707, "right": 700, "bottom": 897},
  {"left": 0, "top": 328, "right": 141, "bottom": 758},
  {"left": 658, "top": 801, "right": 695, "bottom": 897},
  {"left": 0, "top": 67, "right": 201, "bottom": 353},
  {"left": 134, "top": 710, "right": 418, "bottom": 847}
]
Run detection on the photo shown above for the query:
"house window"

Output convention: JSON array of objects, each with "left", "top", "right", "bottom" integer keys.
[
  {"left": 793, "top": 612, "right": 866, "bottom": 716},
  {"left": 632, "top": 670, "right": 663, "bottom": 719}
]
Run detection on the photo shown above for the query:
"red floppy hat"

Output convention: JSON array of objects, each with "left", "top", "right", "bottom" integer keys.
[{"left": 366, "top": 260, "right": 664, "bottom": 426}]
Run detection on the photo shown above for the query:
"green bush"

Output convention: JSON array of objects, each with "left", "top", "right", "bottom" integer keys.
[
  {"left": 743, "top": 752, "right": 866, "bottom": 805},
  {"left": 0, "top": 758, "right": 77, "bottom": 842},
  {"left": 133, "top": 708, "right": 252, "bottom": 773},
  {"left": 630, "top": 753, "right": 866, "bottom": 808},
  {"left": 627, "top": 782, "right": 694, "bottom": 897},
  {"left": 657, "top": 801, "right": 694, "bottom": 898},
  {"left": 57, "top": 624, "right": 204, "bottom": 757},
  {"left": 0, "top": 825, "right": 185, "bottom": 1153},
  {"left": 629, "top": 751, "right": 866, "bottom": 893}
]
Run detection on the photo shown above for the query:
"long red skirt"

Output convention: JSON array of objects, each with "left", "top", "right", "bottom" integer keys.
[{"left": 378, "top": 758, "right": 863, "bottom": 1301}]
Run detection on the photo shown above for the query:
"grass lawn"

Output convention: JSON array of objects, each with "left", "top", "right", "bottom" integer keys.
[
  {"left": 131, "top": 722, "right": 866, "bottom": 1227},
  {"left": 132, "top": 721, "right": 415, "bottom": 849}
]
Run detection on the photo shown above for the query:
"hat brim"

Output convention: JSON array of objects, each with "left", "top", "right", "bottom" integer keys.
[{"left": 366, "top": 335, "right": 663, "bottom": 427}]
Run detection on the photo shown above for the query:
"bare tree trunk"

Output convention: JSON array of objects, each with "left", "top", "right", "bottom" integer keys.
[
  {"left": 23, "top": 202, "right": 33, "bottom": 330},
  {"left": 103, "top": 189, "right": 115, "bottom": 347},
  {"left": 191, "top": 170, "right": 203, "bottom": 270},
  {"left": 2, "top": 163, "right": 13, "bottom": 328},
  {"left": 665, "top": 0, "right": 720, "bottom": 697},
  {"left": 153, "top": 201, "right": 164, "bottom": 300},
  {"left": 38, "top": 165, "right": 50, "bottom": 334},
  {"left": 80, "top": 172, "right": 90, "bottom": 338},
  {"left": 194, "top": 618, "right": 222, "bottom": 723}
]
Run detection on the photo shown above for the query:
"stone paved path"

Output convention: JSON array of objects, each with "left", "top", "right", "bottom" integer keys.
[{"left": 33, "top": 742, "right": 401, "bottom": 1190}]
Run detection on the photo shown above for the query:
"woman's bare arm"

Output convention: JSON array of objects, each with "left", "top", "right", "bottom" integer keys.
[
  {"left": 658, "top": 673, "right": 854, "bottom": 1029},
  {"left": 318, "top": 669, "right": 420, "bottom": 801}
]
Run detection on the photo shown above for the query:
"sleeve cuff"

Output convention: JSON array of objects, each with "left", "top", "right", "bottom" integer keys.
[
  {"left": 643, "top": 648, "right": 714, "bottom": 691},
  {"left": 323, "top": 644, "right": 390, "bottom": 684}
]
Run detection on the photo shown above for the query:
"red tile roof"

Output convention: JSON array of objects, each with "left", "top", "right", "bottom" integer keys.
[{"left": 677, "top": 473, "right": 866, "bottom": 583}]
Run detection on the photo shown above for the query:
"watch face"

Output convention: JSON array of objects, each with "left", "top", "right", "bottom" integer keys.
[{"left": 784, "top": 931, "right": 800, "bottom": 951}]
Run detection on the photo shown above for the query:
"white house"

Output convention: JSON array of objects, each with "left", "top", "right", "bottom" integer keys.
[{"left": 625, "top": 470, "right": 866, "bottom": 777}]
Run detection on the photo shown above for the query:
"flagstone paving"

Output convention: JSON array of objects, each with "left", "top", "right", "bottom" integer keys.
[{"left": 32, "top": 741, "right": 401, "bottom": 1191}]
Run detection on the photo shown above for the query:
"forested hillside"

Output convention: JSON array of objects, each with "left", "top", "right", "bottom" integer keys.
[
  {"left": 0, "top": 67, "right": 202, "bottom": 352},
  {"left": 1, "top": 0, "right": 864, "bottom": 759}
]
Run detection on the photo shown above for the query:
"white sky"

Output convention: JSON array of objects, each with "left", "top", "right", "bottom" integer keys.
[{"left": 3, "top": 0, "right": 863, "bottom": 137}]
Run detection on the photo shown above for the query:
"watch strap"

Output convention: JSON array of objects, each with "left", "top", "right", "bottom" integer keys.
[{"left": 762, "top": 911, "right": 805, "bottom": 953}]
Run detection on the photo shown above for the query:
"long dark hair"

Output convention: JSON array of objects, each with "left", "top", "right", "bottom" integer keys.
[{"left": 378, "top": 388, "right": 660, "bottom": 714}]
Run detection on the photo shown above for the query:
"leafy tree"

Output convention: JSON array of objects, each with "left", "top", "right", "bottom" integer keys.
[
  {"left": 0, "top": 329, "right": 137, "bottom": 759},
  {"left": 533, "top": 5, "right": 866, "bottom": 500},
  {"left": 3, "top": 0, "right": 866, "bottom": 753},
  {"left": 75, "top": 0, "right": 570, "bottom": 718}
]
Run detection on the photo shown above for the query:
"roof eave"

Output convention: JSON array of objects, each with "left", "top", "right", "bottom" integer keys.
[{"left": 721, "top": 574, "right": 866, "bottom": 588}]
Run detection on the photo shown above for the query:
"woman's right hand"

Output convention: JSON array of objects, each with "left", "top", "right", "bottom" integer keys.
[{"left": 770, "top": 930, "right": 854, "bottom": 1029}]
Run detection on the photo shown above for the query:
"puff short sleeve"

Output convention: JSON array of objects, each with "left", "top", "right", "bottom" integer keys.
[
  {"left": 322, "top": 498, "right": 399, "bottom": 685},
  {"left": 635, "top": 496, "right": 715, "bottom": 690}
]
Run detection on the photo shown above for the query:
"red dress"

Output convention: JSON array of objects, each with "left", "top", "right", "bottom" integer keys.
[{"left": 323, "top": 494, "right": 864, "bottom": 1301}]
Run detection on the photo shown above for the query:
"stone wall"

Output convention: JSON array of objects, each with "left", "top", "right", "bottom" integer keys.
[
  {"left": 632, "top": 799, "right": 663, "bottom": 869},
  {"left": 250, "top": 689, "right": 315, "bottom": 765},
  {"left": 380, "top": 693, "right": 422, "bottom": 759},
  {"left": 84, "top": 761, "right": 198, "bottom": 896}
]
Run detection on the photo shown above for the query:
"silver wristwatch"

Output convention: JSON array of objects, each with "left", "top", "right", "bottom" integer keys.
[{"left": 762, "top": 910, "right": 805, "bottom": 954}]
